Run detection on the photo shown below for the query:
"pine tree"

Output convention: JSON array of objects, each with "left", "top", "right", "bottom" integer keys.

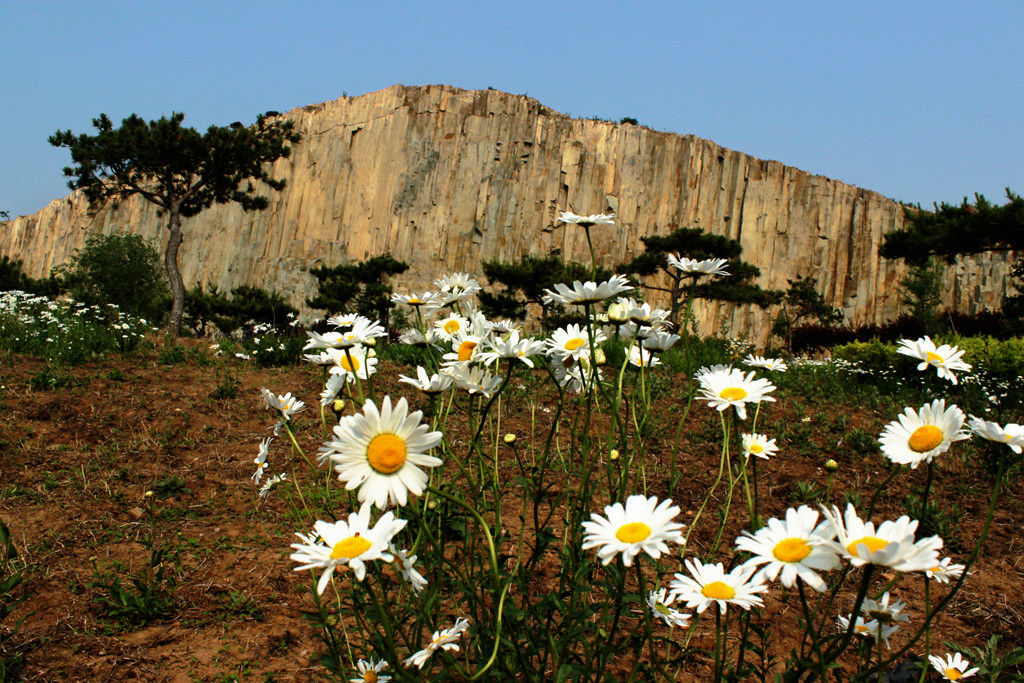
[{"left": 50, "top": 111, "right": 300, "bottom": 333}]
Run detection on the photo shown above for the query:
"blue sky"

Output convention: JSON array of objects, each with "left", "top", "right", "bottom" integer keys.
[{"left": 2, "top": 1, "right": 1022, "bottom": 217}]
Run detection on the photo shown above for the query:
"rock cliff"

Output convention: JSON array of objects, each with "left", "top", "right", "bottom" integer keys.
[{"left": 0, "top": 84, "right": 1015, "bottom": 344}]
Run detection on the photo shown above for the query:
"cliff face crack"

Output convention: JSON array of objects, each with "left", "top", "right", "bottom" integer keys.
[{"left": 312, "top": 105, "right": 405, "bottom": 136}]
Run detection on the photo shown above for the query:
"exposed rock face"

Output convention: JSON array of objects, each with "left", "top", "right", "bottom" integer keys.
[{"left": 1, "top": 84, "right": 1015, "bottom": 344}]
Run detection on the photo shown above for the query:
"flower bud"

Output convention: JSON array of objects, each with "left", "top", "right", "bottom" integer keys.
[
  {"left": 824, "top": 459, "right": 839, "bottom": 472},
  {"left": 609, "top": 449, "right": 620, "bottom": 461},
  {"left": 503, "top": 433, "right": 517, "bottom": 445}
]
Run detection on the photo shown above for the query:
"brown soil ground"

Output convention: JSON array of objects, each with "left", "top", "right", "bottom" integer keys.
[{"left": 1, "top": 340, "right": 1022, "bottom": 681}]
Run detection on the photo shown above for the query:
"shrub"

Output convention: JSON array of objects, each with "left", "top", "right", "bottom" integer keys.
[
  {"left": 54, "top": 232, "right": 169, "bottom": 321},
  {"left": 184, "top": 284, "right": 298, "bottom": 336},
  {"left": 307, "top": 254, "right": 408, "bottom": 330}
]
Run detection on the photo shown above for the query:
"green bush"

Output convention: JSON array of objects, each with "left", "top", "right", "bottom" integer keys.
[
  {"left": 184, "top": 284, "right": 298, "bottom": 336},
  {"left": 0, "top": 256, "right": 63, "bottom": 296},
  {"left": 54, "top": 232, "right": 169, "bottom": 321}
]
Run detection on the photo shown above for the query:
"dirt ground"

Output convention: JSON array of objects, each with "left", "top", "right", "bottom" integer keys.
[{"left": 1, "top": 342, "right": 1022, "bottom": 681}]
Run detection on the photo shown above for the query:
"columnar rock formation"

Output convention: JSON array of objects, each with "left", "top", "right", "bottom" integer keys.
[{"left": 0, "top": 84, "right": 1014, "bottom": 344}]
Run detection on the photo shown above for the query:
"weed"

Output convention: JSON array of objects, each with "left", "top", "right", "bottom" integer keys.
[
  {"left": 790, "top": 481, "right": 823, "bottom": 504},
  {"left": 28, "top": 365, "right": 75, "bottom": 391},
  {"left": 151, "top": 475, "right": 190, "bottom": 498},
  {"left": 0, "top": 519, "right": 29, "bottom": 679},
  {"left": 944, "top": 635, "right": 1024, "bottom": 681},
  {"left": 904, "top": 494, "right": 962, "bottom": 550},
  {"left": 844, "top": 428, "right": 880, "bottom": 457},
  {"left": 212, "top": 367, "right": 240, "bottom": 400},
  {"left": 106, "top": 368, "right": 126, "bottom": 382},
  {"left": 158, "top": 343, "right": 187, "bottom": 365},
  {"left": 91, "top": 544, "right": 179, "bottom": 627},
  {"left": 221, "top": 590, "right": 263, "bottom": 621}
]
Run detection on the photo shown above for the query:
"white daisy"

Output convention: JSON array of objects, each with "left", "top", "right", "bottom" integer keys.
[
  {"left": 743, "top": 354, "right": 788, "bottom": 372},
  {"left": 542, "top": 275, "right": 633, "bottom": 306},
  {"left": 441, "top": 334, "right": 484, "bottom": 366},
  {"left": 258, "top": 472, "right": 287, "bottom": 498},
  {"left": 399, "top": 327, "right": 445, "bottom": 347},
  {"left": 735, "top": 505, "right": 840, "bottom": 591},
  {"left": 647, "top": 588, "right": 691, "bottom": 628},
  {"left": 327, "top": 345, "right": 378, "bottom": 383},
  {"left": 627, "top": 344, "right": 661, "bottom": 368},
  {"left": 398, "top": 366, "right": 454, "bottom": 396},
  {"left": 879, "top": 399, "right": 969, "bottom": 469},
  {"left": 388, "top": 544, "right": 428, "bottom": 593},
  {"left": 924, "top": 557, "right": 966, "bottom": 584},
  {"left": 441, "top": 364, "right": 503, "bottom": 397},
  {"left": 741, "top": 433, "right": 778, "bottom": 460},
  {"left": 606, "top": 299, "right": 630, "bottom": 323},
  {"left": 837, "top": 614, "right": 898, "bottom": 645},
  {"left": 350, "top": 658, "right": 391, "bottom": 683},
  {"left": 666, "top": 254, "right": 730, "bottom": 277},
  {"left": 392, "top": 291, "right": 443, "bottom": 308},
  {"left": 968, "top": 416, "right": 1024, "bottom": 454},
  {"left": 928, "top": 652, "right": 979, "bottom": 680},
  {"left": 547, "top": 324, "right": 605, "bottom": 361},
  {"left": 323, "top": 397, "right": 443, "bottom": 508},
  {"left": 433, "top": 313, "right": 470, "bottom": 340},
  {"left": 897, "top": 336, "right": 972, "bottom": 385},
  {"left": 477, "top": 330, "right": 546, "bottom": 368},
  {"left": 669, "top": 559, "right": 768, "bottom": 614},
  {"left": 434, "top": 272, "right": 482, "bottom": 300},
  {"left": 556, "top": 211, "right": 615, "bottom": 228},
  {"left": 320, "top": 373, "right": 347, "bottom": 407},
  {"left": 405, "top": 617, "right": 470, "bottom": 669},
  {"left": 290, "top": 505, "right": 405, "bottom": 593},
  {"left": 861, "top": 592, "right": 910, "bottom": 625},
  {"left": 326, "top": 312, "right": 362, "bottom": 331},
  {"left": 581, "top": 495, "right": 686, "bottom": 566},
  {"left": 623, "top": 300, "right": 671, "bottom": 329},
  {"left": 551, "top": 355, "right": 601, "bottom": 394},
  {"left": 641, "top": 331, "right": 681, "bottom": 352},
  {"left": 261, "top": 388, "right": 305, "bottom": 420},
  {"left": 252, "top": 437, "right": 272, "bottom": 483},
  {"left": 820, "top": 504, "right": 943, "bottom": 572},
  {"left": 696, "top": 368, "right": 776, "bottom": 420}
]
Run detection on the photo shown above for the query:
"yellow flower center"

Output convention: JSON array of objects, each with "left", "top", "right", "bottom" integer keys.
[
  {"left": 367, "top": 434, "right": 407, "bottom": 474},
  {"left": 773, "top": 537, "right": 812, "bottom": 562},
  {"left": 749, "top": 443, "right": 764, "bottom": 454},
  {"left": 847, "top": 536, "right": 889, "bottom": 557},
  {"left": 615, "top": 522, "right": 651, "bottom": 544},
  {"left": 444, "top": 320, "right": 461, "bottom": 334},
  {"left": 457, "top": 340, "right": 478, "bottom": 361},
  {"left": 855, "top": 624, "right": 871, "bottom": 634},
  {"left": 720, "top": 387, "right": 747, "bottom": 401},
  {"left": 908, "top": 425, "right": 944, "bottom": 453},
  {"left": 701, "top": 581, "right": 736, "bottom": 600},
  {"left": 330, "top": 533, "right": 371, "bottom": 560},
  {"left": 365, "top": 671, "right": 379, "bottom": 683},
  {"left": 654, "top": 601, "right": 671, "bottom": 616},
  {"left": 564, "top": 337, "right": 586, "bottom": 351},
  {"left": 409, "top": 297, "right": 423, "bottom": 305},
  {"left": 925, "top": 351, "right": 944, "bottom": 364},
  {"left": 945, "top": 668, "right": 963, "bottom": 680},
  {"left": 338, "top": 354, "right": 361, "bottom": 372}
]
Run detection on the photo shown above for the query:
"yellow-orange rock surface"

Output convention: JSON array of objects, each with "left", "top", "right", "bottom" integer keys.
[{"left": 1, "top": 84, "right": 1015, "bottom": 344}]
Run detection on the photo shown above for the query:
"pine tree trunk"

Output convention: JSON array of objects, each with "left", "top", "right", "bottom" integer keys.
[{"left": 165, "top": 206, "right": 186, "bottom": 335}]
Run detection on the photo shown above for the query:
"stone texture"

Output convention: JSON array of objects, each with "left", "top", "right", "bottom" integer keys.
[{"left": 1, "top": 84, "right": 1016, "bottom": 344}]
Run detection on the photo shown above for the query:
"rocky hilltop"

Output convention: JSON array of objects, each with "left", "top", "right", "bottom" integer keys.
[{"left": 0, "top": 84, "right": 1014, "bottom": 343}]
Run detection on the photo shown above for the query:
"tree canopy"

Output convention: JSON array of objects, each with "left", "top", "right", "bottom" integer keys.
[
  {"left": 881, "top": 189, "right": 1024, "bottom": 264},
  {"left": 616, "top": 227, "right": 779, "bottom": 327},
  {"left": 50, "top": 111, "right": 300, "bottom": 333}
]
